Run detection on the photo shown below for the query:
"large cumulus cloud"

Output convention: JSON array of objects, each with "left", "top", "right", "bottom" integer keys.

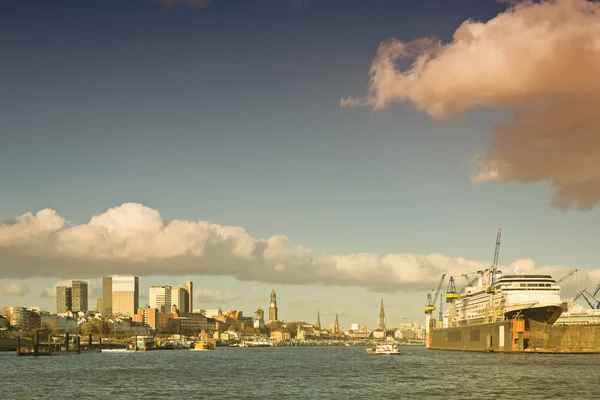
[
  {"left": 0, "top": 203, "right": 591, "bottom": 291},
  {"left": 342, "top": 0, "right": 600, "bottom": 210}
]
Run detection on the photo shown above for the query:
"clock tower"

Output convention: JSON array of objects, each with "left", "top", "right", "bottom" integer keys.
[{"left": 269, "top": 288, "right": 278, "bottom": 322}]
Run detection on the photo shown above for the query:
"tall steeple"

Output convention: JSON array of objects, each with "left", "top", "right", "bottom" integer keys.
[
  {"left": 315, "top": 309, "right": 321, "bottom": 329},
  {"left": 333, "top": 312, "right": 340, "bottom": 334},
  {"left": 378, "top": 297, "right": 386, "bottom": 331},
  {"left": 269, "top": 288, "right": 278, "bottom": 321}
]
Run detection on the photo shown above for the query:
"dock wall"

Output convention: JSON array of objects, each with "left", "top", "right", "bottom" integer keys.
[
  {"left": 429, "top": 319, "right": 600, "bottom": 353},
  {"left": 527, "top": 320, "right": 600, "bottom": 353},
  {"left": 429, "top": 321, "right": 514, "bottom": 352}
]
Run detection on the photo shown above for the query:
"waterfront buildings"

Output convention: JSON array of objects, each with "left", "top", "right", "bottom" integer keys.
[
  {"left": 149, "top": 285, "right": 172, "bottom": 312},
  {"left": 102, "top": 276, "right": 113, "bottom": 316},
  {"left": 2, "top": 306, "right": 41, "bottom": 331},
  {"left": 270, "top": 326, "right": 291, "bottom": 341},
  {"left": 269, "top": 288, "right": 278, "bottom": 322},
  {"left": 172, "top": 287, "right": 186, "bottom": 312},
  {"left": 378, "top": 298, "right": 386, "bottom": 331},
  {"left": 133, "top": 307, "right": 159, "bottom": 330},
  {"left": 72, "top": 280, "right": 88, "bottom": 312},
  {"left": 253, "top": 307, "right": 265, "bottom": 329},
  {"left": 56, "top": 286, "right": 72, "bottom": 314},
  {"left": 112, "top": 275, "right": 139, "bottom": 317},
  {"left": 41, "top": 314, "right": 78, "bottom": 333}
]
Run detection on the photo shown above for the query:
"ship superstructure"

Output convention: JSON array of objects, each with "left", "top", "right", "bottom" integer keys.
[
  {"left": 443, "top": 229, "right": 564, "bottom": 327},
  {"left": 446, "top": 271, "right": 564, "bottom": 327}
]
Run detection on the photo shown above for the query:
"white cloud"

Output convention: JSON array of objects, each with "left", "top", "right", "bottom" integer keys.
[
  {"left": 194, "top": 289, "right": 241, "bottom": 304},
  {"left": 343, "top": 0, "right": 600, "bottom": 210},
  {"left": 3, "top": 282, "right": 29, "bottom": 297},
  {"left": 0, "top": 203, "right": 594, "bottom": 291}
]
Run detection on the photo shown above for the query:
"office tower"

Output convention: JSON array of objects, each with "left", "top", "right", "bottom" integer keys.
[
  {"left": 71, "top": 280, "right": 88, "bottom": 312},
  {"left": 56, "top": 286, "right": 72, "bottom": 314},
  {"left": 112, "top": 275, "right": 139, "bottom": 317},
  {"left": 149, "top": 286, "right": 172, "bottom": 313},
  {"left": 185, "top": 281, "right": 193, "bottom": 313},
  {"left": 171, "top": 287, "right": 186, "bottom": 312},
  {"left": 315, "top": 309, "right": 321, "bottom": 329},
  {"left": 102, "top": 276, "right": 113, "bottom": 316},
  {"left": 269, "top": 288, "right": 278, "bottom": 321},
  {"left": 378, "top": 297, "right": 386, "bottom": 331}
]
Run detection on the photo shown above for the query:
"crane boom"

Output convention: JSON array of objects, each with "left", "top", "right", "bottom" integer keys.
[
  {"left": 557, "top": 269, "right": 578, "bottom": 284},
  {"left": 432, "top": 273, "right": 447, "bottom": 306},
  {"left": 486, "top": 229, "right": 502, "bottom": 294},
  {"left": 424, "top": 273, "right": 447, "bottom": 314}
]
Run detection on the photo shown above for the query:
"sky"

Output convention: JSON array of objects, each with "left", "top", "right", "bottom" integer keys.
[{"left": 1, "top": 0, "right": 599, "bottom": 327}]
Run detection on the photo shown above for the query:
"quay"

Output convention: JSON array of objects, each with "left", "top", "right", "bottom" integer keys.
[{"left": 427, "top": 318, "right": 600, "bottom": 353}]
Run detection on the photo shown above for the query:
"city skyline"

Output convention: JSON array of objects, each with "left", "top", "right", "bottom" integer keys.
[{"left": 1, "top": 0, "right": 600, "bottom": 325}]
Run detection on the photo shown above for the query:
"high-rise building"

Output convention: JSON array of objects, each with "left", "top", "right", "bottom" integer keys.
[
  {"left": 149, "top": 286, "right": 172, "bottom": 313},
  {"left": 378, "top": 297, "right": 386, "bottom": 331},
  {"left": 56, "top": 286, "right": 72, "bottom": 314},
  {"left": 112, "top": 275, "right": 139, "bottom": 317},
  {"left": 269, "top": 288, "right": 278, "bottom": 321},
  {"left": 185, "top": 281, "right": 193, "bottom": 313},
  {"left": 102, "top": 276, "right": 113, "bottom": 316},
  {"left": 171, "top": 287, "right": 186, "bottom": 312},
  {"left": 71, "top": 281, "right": 88, "bottom": 312}
]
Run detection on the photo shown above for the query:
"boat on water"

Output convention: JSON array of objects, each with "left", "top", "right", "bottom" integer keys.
[
  {"left": 445, "top": 270, "right": 565, "bottom": 326},
  {"left": 365, "top": 344, "right": 401, "bottom": 355},
  {"left": 190, "top": 330, "right": 216, "bottom": 351},
  {"left": 190, "top": 340, "right": 216, "bottom": 351}
]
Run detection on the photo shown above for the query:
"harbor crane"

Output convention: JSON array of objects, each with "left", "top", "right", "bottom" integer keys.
[
  {"left": 424, "top": 273, "right": 447, "bottom": 315},
  {"left": 574, "top": 289, "right": 600, "bottom": 309},
  {"left": 459, "top": 269, "right": 489, "bottom": 294},
  {"left": 557, "top": 269, "right": 579, "bottom": 284},
  {"left": 446, "top": 276, "right": 459, "bottom": 303},
  {"left": 485, "top": 228, "right": 502, "bottom": 294}
]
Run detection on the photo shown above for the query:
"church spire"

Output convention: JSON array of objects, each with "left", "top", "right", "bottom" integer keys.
[
  {"left": 315, "top": 309, "right": 321, "bottom": 329},
  {"left": 378, "top": 297, "right": 386, "bottom": 331},
  {"left": 333, "top": 312, "right": 340, "bottom": 334}
]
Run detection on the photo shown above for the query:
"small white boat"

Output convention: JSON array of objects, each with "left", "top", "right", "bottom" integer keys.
[
  {"left": 365, "top": 344, "right": 401, "bottom": 355},
  {"left": 101, "top": 349, "right": 129, "bottom": 353}
]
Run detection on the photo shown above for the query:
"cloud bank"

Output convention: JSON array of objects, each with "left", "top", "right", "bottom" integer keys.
[
  {"left": 194, "top": 289, "right": 241, "bottom": 304},
  {"left": 342, "top": 0, "right": 600, "bottom": 210},
  {"left": 0, "top": 203, "right": 593, "bottom": 291},
  {"left": 3, "top": 283, "right": 29, "bottom": 297}
]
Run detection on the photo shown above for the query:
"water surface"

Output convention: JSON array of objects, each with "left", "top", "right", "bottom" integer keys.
[{"left": 1, "top": 346, "right": 596, "bottom": 399}]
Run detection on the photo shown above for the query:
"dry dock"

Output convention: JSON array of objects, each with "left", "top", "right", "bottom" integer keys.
[{"left": 428, "top": 318, "right": 600, "bottom": 353}]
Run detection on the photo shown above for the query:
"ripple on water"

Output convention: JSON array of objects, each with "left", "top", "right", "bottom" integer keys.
[{"left": 0, "top": 347, "right": 597, "bottom": 398}]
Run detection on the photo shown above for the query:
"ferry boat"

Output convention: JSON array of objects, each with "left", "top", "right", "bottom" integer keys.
[
  {"left": 446, "top": 270, "right": 564, "bottom": 326},
  {"left": 365, "top": 344, "right": 401, "bottom": 355},
  {"left": 190, "top": 340, "right": 216, "bottom": 351}
]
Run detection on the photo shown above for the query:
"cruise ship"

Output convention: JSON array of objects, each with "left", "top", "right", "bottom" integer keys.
[{"left": 445, "top": 270, "right": 565, "bottom": 326}]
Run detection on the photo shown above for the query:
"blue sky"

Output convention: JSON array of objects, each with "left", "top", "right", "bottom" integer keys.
[{"left": 1, "top": 0, "right": 599, "bottom": 326}]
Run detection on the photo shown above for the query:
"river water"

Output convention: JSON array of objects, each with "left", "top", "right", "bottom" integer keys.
[{"left": 0, "top": 346, "right": 596, "bottom": 399}]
